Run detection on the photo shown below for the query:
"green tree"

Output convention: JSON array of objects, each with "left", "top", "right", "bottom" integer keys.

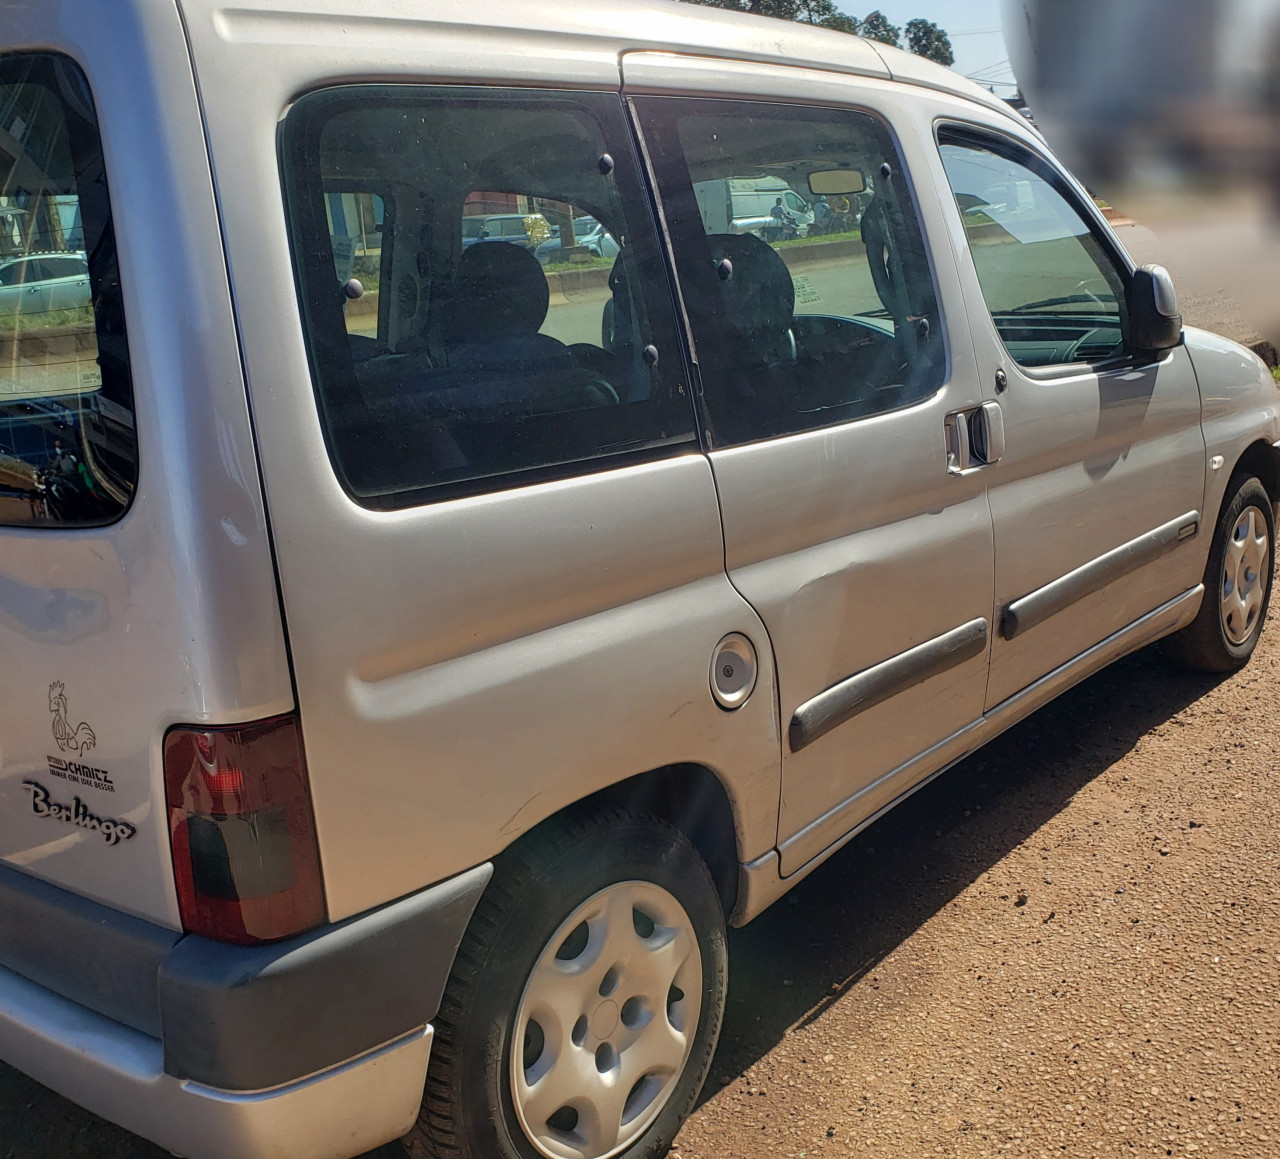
[
  {"left": 858, "top": 9, "right": 901, "bottom": 47},
  {"left": 682, "top": 0, "right": 861, "bottom": 36},
  {"left": 905, "top": 17, "right": 955, "bottom": 66}
]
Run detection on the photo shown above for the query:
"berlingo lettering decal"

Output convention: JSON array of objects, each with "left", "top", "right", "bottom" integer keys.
[
  {"left": 21, "top": 781, "right": 136, "bottom": 846},
  {"left": 49, "top": 682, "right": 96, "bottom": 754}
]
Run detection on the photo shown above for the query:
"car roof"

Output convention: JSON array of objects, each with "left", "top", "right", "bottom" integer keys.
[{"left": 177, "top": 0, "right": 1023, "bottom": 131}]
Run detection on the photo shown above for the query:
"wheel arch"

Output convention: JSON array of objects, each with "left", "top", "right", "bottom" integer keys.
[
  {"left": 1231, "top": 439, "right": 1280, "bottom": 506},
  {"left": 509, "top": 763, "right": 742, "bottom": 920}
]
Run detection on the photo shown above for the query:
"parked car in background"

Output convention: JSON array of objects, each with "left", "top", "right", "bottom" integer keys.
[
  {"left": 460, "top": 212, "right": 549, "bottom": 251},
  {"left": 0, "top": 250, "right": 89, "bottom": 316},
  {"left": 535, "top": 215, "right": 621, "bottom": 265}
]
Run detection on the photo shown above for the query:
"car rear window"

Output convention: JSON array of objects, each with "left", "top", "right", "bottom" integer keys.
[{"left": 0, "top": 53, "right": 136, "bottom": 528}]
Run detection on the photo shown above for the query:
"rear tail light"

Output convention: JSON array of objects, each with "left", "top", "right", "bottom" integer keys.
[{"left": 164, "top": 714, "right": 325, "bottom": 944}]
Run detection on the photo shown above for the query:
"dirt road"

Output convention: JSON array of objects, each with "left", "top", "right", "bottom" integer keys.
[
  {"left": 674, "top": 633, "right": 1280, "bottom": 1159},
  {"left": 3, "top": 611, "right": 1278, "bottom": 1158}
]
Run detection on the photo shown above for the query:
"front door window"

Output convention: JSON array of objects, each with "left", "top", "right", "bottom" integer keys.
[{"left": 938, "top": 131, "right": 1129, "bottom": 369}]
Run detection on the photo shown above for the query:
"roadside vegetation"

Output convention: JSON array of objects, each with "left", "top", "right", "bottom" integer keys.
[{"left": 541, "top": 254, "right": 615, "bottom": 274}]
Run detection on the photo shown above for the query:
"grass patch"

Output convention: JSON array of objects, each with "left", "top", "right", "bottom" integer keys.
[
  {"left": 542, "top": 255, "right": 615, "bottom": 274},
  {"left": 772, "top": 228, "right": 864, "bottom": 249},
  {"left": 1272, "top": 365, "right": 1280, "bottom": 383},
  {"left": 0, "top": 305, "right": 94, "bottom": 333}
]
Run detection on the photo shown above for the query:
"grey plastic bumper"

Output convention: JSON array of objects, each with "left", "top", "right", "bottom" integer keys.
[
  {"left": 159, "top": 863, "right": 492, "bottom": 1090},
  {"left": 0, "top": 860, "right": 492, "bottom": 1157},
  {"left": 0, "top": 964, "right": 433, "bottom": 1159}
]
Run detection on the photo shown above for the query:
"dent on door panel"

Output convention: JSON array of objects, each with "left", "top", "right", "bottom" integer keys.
[{"left": 708, "top": 415, "right": 996, "bottom": 879}]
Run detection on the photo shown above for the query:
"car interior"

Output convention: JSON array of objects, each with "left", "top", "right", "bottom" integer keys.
[
  {"left": 648, "top": 102, "right": 946, "bottom": 442},
  {"left": 286, "top": 92, "right": 948, "bottom": 499}
]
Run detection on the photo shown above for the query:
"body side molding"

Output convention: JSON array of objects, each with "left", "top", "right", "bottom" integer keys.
[
  {"left": 789, "top": 618, "right": 989, "bottom": 753},
  {"left": 1001, "top": 510, "right": 1200, "bottom": 641}
]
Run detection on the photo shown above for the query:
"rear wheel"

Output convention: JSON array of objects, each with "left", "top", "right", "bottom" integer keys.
[
  {"left": 1166, "top": 473, "right": 1274, "bottom": 672},
  {"left": 413, "top": 810, "right": 727, "bottom": 1159}
]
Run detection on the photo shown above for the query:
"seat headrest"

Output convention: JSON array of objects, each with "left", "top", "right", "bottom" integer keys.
[
  {"left": 450, "top": 241, "right": 550, "bottom": 343},
  {"left": 706, "top": 233, "right": 795, "bottom": 337}
]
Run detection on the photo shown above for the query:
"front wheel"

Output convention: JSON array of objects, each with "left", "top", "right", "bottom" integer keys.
[
  {"left": 1166, "top": 473, "right": 1274, "bottom": 672},
  {"left": 413, "top": 810, "right": 728, "bottom": 1159}
]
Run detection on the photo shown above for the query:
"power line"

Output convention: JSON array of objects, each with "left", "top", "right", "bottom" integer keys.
[{"left": 965, "top": 59, "right": 1015, "bottom": 82}]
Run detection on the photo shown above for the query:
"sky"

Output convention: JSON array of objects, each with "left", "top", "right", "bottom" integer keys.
[
  {"left": 832, "top": 0, "right": 1280, "bottom": 98},
  {"left": 833, "top": 0, "right": 1017, "bottom": 92}
]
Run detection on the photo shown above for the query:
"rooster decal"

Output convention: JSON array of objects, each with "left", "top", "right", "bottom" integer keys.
[{"left": 49, "top": 682, "right": 96, "bottom": 755}]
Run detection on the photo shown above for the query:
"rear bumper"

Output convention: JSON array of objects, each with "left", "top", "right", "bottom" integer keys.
[
  {"left": 0, "top": 860, "right": 492, "bottom": 1158},
  {"left": 0, "top": 962, "right": 431, "bottom": 1159}
]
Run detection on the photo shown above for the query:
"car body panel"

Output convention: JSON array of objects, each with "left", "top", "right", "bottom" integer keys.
[
  {"left": 1184, "top": 326, "right": 1280, "bottom": 523},
  {"left": 0, "top": 0, "right": 292, "bottom": 929},
  {"left": 624, "top": 56, "right": 998, "bottom": 876}
]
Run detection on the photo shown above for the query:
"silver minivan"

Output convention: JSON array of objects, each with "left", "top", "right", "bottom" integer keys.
[{"left": 0, "top": 4, "right": 1276, "bottom": 1159}]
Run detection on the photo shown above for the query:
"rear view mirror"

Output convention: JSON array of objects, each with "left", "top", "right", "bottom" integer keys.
[
  {"left": 809, "top": 168, "right": 865, "bottom": 196},
  {"left": 1128, "top": 264, "right": 1183, "bottom": 356}
]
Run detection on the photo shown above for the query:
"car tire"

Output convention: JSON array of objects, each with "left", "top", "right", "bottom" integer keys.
[
  {"left": 1166, "top": 473, "right": 1274, "bottom": 672},
  {"left": 412, "top": 809, "right": 728, "bottom": 1159}
]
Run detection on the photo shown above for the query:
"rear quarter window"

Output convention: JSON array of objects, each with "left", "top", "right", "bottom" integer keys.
[{"left": 0, "top": 53, "right": 136, "bottom": 528}]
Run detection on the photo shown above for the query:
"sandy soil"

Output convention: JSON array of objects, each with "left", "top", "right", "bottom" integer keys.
[{"left": 671, "top": 631, "right": 1280, "bottom": 1159}]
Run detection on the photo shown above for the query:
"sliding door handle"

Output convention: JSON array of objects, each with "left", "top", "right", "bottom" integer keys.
[
  {"left": 944, "top": 409, "right": 971, "bottom": 473},
  {"left": 977, "top": 401, "right": 1005, "bottom": 464},
  {"left": 946, "top": 402, "right": 1004, "bottom": 474}
]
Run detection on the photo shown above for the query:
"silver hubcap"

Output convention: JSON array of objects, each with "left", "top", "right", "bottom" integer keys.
[
  {"left": 1221, "top": 506, "right": 1269, "bottom": 645},
  {"left": 510, "top": 880, "right": 702, "bottom": 1159}
]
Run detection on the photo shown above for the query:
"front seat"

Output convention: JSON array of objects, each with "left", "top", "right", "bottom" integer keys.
[{"left": 860, "top": 179, "right": 936, "bottom": 373}]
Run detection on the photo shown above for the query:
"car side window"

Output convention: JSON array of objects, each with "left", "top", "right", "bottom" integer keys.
[
  {"left": 0, "top": 53, "right": 136, "bottom": 528},
  {"left": 281, "top": 87, "right": 695, "bottom": 507},
  {"left": 938, "top": 130, "right": 1129, "bottom": 369},
  {"left": 633, "top": 96, "right": 945, "bottom": 448}
]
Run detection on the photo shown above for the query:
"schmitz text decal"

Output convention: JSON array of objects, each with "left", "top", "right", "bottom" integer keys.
[{"left": 21, "top": 781, "right": 136, "bottom": 846}]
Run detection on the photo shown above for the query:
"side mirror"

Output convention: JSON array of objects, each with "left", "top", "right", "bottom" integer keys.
[{"left": 1128, "top": 264, "right": 1182, "bottom": 356}]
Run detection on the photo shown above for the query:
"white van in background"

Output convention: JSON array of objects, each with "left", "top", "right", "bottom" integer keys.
[{"left": 693, "top": 175, "right": 815, "bottom": 236}]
